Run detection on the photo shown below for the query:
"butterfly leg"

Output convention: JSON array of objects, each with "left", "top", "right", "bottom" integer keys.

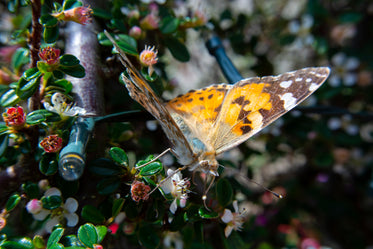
[
  {"left": 135, "top": 148, "right": 172, "bottom": 169},
  {"left": 146, "top": 164, "right": 189, "bottom": 197},
  {"left": 202, "top": 174, "right": 216, "bottom": 211}
]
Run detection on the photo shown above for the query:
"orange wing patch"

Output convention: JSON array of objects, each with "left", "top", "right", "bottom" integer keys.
[
  {"left": 217, "top": 82, "right": 272, "bottom": 136},
  {"left": 166, "top": 84, "right": 231, "bottom": 123}
]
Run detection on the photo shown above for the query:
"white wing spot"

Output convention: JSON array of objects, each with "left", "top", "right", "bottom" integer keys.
[
  {"left": 306, "top": 78, "right": 312, "bottom": 83},
  {"left": 309, "top": 83, "right": 319, "bottom": 92},
  {"left": 280, "top": 80, "right": 293, "bottom": 88},
  {"left": 295, "top": 77, "right": 303, "bottom": 82},
  {"left": 279, "top": 93, "right": 297, "bottom": 110}
]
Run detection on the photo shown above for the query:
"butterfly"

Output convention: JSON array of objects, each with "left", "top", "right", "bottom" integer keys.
[{"left": 104, "top": 31, "right": 330, "bottom": 193}]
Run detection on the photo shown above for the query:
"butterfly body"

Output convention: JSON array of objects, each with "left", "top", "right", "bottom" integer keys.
[{"left": 104, "top": 31, "right": 330, "bottom": 181}]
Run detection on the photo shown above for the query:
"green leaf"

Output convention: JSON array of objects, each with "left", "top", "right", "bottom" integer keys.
[
  {"left": 26, "top": 109, "right": 61, "bottom": 125},
  {"left": 60, "top": 235, "right": 80, "bottom": 247},
  {"left": 44, "top": 26, "right": 59, "bottom": 44},
  {"left": 23, "top": 182, "right": 40, "bottom": 199},
  {"left": 16, "top": 75, "right": 41, "bottom": 99},
  {"left": 0, "top": 134, "right": 9, "bottom": 157},
  {"left": 96, "top": 177, "right": 121, "bottom": 195},
  {"left": 137, "top": 156, "right": 163, "bottom": 176},
  {"left": 92, "top": 8, "right": 112, "bottom": 19},
  {"left": 60, "top": 55, "right": 80, "bottom": 66},
  {"left": 0, "top": 89, "right": 20, "bottom": 107},
  {"left": 95, "top": 226, "right": 107, "bottom": 243},
  {"left": 339, "top": 12, "right": 363, "bottom": 23},
  {"left": 97, "top": 32, "right": 112, "bottom": 46},
  {"left": 198, "top": 207, "right": 219, "bottom": 219},
  {"left": 1, "top": 239, "right": 34, "bottom": 249},
  {"left": 160, "top": 16, "right": 180, "bottom": 34},
  {"left": 63, "top": 0, "right": 81, "bottom": 10},
  {"left": 89, "top": 158, "right": 124, "bottom": 176},
  {"left": 112, "top": 198, "right": 125, "bottom": 217},
  {"left": 51, "top": 79, "right": 73, "bottom": 93},
  {"left": 32, "top": 235, "right": 45, "bottom": 249},
  {"left": 11, "top": 47, "right": 30, "bottom": 70},
  {"left": 22, "top": 67, "right": 40, "bottom": 80},
  {"left": 81, "top": 205, "right": 105, "bottom": 224},
  {"left": 39, "top": 153, "right": 59, "bottom": 175},
  {"left": 77, "top": 223, "right": 98, "bottom": 248},
  {"left": 5, "top": 194, "right": 21, "bottom": 212},
  {"left": 59, "top": 64, "right": 85, "bottom": 78},
  {"left": 40, "top": 14, "right": 58, "bottom": 26},
  {"left": 47, "top": 228, "right": 64, "bottom": 248},
  {"left": 138, "top": 224, "right": 160, "bottom": 249},
  {"left": 164, "top": 37, "right": 190, "bottom": 62},
  {"left": 41, "top": 195, "right": 62, "bottom": 210},
  {"left": 116, "top": 34, "right": 138, "bottom": 56},
  {"left": 48, "top": 244, "right": 64, "bottom": 249},
  {"left": 216, "top": 178, "right": 233, "bottom": 207},
  {"left": 109, "top": 147, "right": 129, "bottom": 167}
]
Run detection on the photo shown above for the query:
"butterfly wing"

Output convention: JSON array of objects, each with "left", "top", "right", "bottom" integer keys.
[
  {"left": 104, "top": 31, "right": 195, "bottom": 165},
  {"left": 210, "top": 67, "right": 330, "bottom": 154}
]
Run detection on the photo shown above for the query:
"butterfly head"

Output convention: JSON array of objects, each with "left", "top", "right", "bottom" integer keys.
[{"left": 198, "top": 152, "right": 219, "bottom": 176}]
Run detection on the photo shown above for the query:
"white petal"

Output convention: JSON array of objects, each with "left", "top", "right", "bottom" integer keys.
[
  {"left": 233, "top": 200, "right": 239, "bottom": 213},
  {"left": 288, "top": 21, "right": 300, "bottom": 33},
  {"left": 65, "top": 212, "right": 79, "bottom": 227},
  {"left": 331, "top": 52, "right": 345, "bottom": 66},
  {"left": 33, "top": 209, "right": 50, "bottom": 221},
  {"left": 64, "top": 198, "right": 78, "bottom": 213},
  {"left": 180, "top": 198, "right": 187, "bottom": 208},
  {"left": 221, "top": 209, "right": 233, "bottom": 223},
  {"left": 224, "top": 225, "right": 234, "bottom": 238},
  {"left": 156, "top": 0, "right": 166, "bottom": 4},
  {"left": 45, "top": 217, "right": 59, "bottom": 233},
  {"left": 302, "top": 14, "right": 314, "bottom": 28},
  {"left": 161, "top": 178, "right": 172, "bottom": 194},
  {"left": 170, "top": 199, "right": 178, "bottom": 214},
  {"left": 343, "top": 73, "right": 357, "bottom": 86},
  {"left": 43, "top": 102, "right": 56, "bottom": 113},
  {"left": 44, "top": 187, "right": 61, "bottom": 197},
  {"left": 328, "top": 117, "right": 342, "bottom": 130},
  {"left": 64, "top": 106, "right": 86, "bottom": 116},
  {"left": 345, "top": 57, "right": 359, "bottom": 70},
  {"left": 328, "top": 75, "right": 341, "bottom": 87}
]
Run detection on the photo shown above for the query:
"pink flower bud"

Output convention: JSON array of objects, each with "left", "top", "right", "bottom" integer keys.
[
  {"left": 26, "top": 199, "right": 43, "bottom": 214},
  {"left": 130, "top": 181, "right": 151, "bottom": 202},
  {"left": 2, "top": 106, "right": 26, "bottom": 129},
  {"left": 129, "top": 26, "right": 142, "bottom": 39},
  {"left": 39, "top": 47, "right": 60, "bottom": 65},
  {"left": 40, "top": 135, "right": 63, "bottom": 153},
  {"left": 61, "top": 6, "right": 93, "bottom": 25}
]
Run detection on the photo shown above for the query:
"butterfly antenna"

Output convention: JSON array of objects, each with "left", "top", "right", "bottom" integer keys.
[
  {"left": 135, "top": 148, "right": 171, "bottom": 169},
  {"left": 248, "top": 178, "right": 283, "bottom": 199}
]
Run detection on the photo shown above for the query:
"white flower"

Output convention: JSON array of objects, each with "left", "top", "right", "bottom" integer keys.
[
  {"left": 163, "top": 231, "right": 184, "bottom": 249},
  {"left": 329, "top": 52, "right": 359, "bottom": 87},
  {"left": 27, "top": 187, "right": 79, "bottom": 233},
  {"left": 161, "top": 169, "right": 190, "bottom": 214},
  {"left": 288, "top": 14, "right": 315, "bottom": 48},
  {"left": 221, "top": 200, "right": 245, "bottom": 237},
  {"left": 44, "top": 92, "right": 86, "bottom": 117}
]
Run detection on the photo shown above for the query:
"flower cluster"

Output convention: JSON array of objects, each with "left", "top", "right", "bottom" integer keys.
[{"left": 2, "top": 106, "right": 26, "bottom": 129}]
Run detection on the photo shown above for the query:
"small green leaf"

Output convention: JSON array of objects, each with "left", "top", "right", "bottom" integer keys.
[
  {"left": 95, "top": 226, "right": 107, "bottom": 243},
  {"left": 48, "top": 244, "right": 64, "bottom": 249},
  {"left": 198, "top": 207, "right": 219, "bottom": 219},
  {"left": 32, "top": 235, "right": 45, "bottom": 249},
  {"left": 47, "top": 227, "right": 64, "bottom": 248},
  {"left": 16, "top": 76, "right": 41, "bottom": 99},
  {"left": 77, "top": 223, "right": 98, "bottom": 248},
  {"left": 81, "top": 205, "right": 105, "bottom": 224},
  {"left": 92, "top": 8, "right": 112, "bottom": 19},
  {"left": 164, "top": 37, "right": 190, "bottom": 62},
  {"left": 0, "top": 89, "right": 20, "bottom": 107},
  {"left": 23, "top": 182, "right": 40, "bottom": 199},
  {"left": 11, "top": 47, "right": 30, "bottom": 70},
  {"left": 59, "top": 64, "right": 85, "bottom": 78},
  {"left": 109, "top": 147, "right": 128, "bottom": 167},
  {"left": 26, "top": 109, "right": 61, "bottom": 125},
  {"left": 39, "top": 153, "right": 59, "bottom": 175},
  {"left": 216, "top": 178, "right": 233, "bottom": 207},
  {"left": 41, "top": 195, "right": 62, "bottom": 210},
  {"left": 40, "top": 14, "right": 58, "bottom": 26},
  {"left": 0, "top": 134, "right": 9, "bottom": 157},
  {"left": 96, "top": 177, "right": 121, "bottom": 195},
  {"left": 89, "top": 158, "right": 124, "bottom": 176},
  {"left": 44, "top": 26, "right": 59, "bottom": 44},
  {"left": 60, "top": 235, "right": 80, "bottom": 247},
  {"left": 137, "top": 156, "right": 163, "bottom": 176},
  {"left": 112, "top": 198, "right": 125, "bottom": 217},
  {"left": 1, "top": 238, "right": 34, "bottom": 249},
  {"left": 97, "top": 32, "right": 112, "bottom": 46},
  {"left": 5, "top": 194, "right": 21, "bottom": 212},
  {"left": 63, "top": 0, "right": 81, "bottom": 10},
  {"left": 160, "top": 16, "right": 180, "bottom": 34},
  {"left": 115, "top": 34, "right": 138, "bottom": 56},
  {"left": 51, "top": 79, "right": 73, "bottom": 93},
  {"left": 60, "top": 55, "right": 80, "bottom": 66}
]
